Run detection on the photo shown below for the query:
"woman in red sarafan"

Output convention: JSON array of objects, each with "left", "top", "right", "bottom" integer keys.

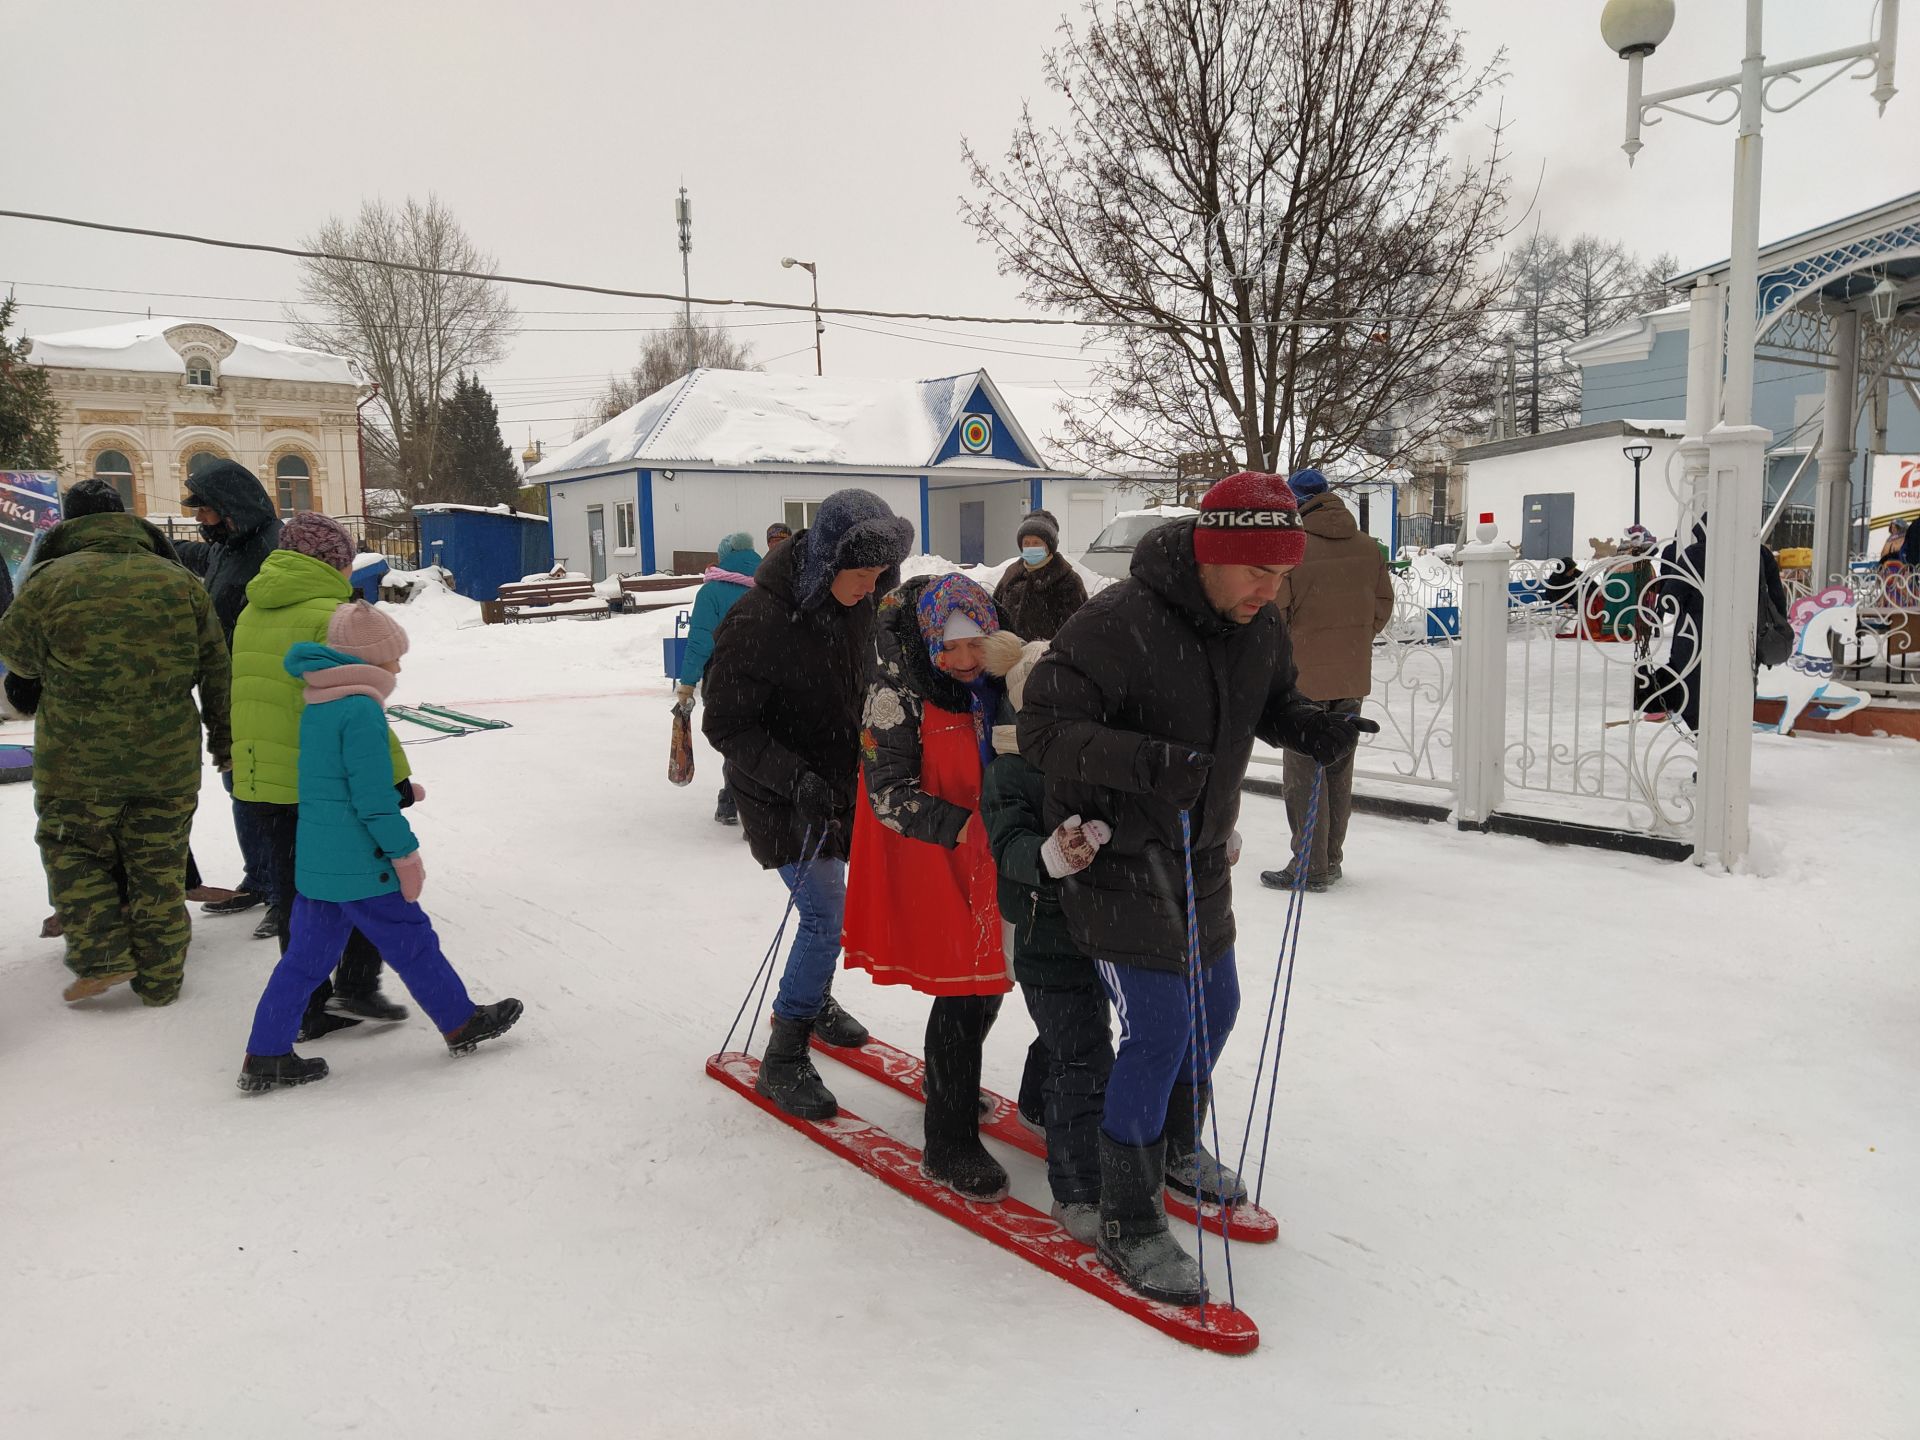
[{"left": 844, "top": 572, "right": 1021, "bottom": 1201}]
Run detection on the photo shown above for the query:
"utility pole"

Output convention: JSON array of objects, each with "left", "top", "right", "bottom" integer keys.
[{"left": 676, "top": 186, "right": 694, "bottom": 375}]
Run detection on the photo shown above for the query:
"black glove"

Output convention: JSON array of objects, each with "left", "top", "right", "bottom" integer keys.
[
  {"left": 793, "top": 770, "right": 841, "bottom": 833},
  {"left": 1144, "top": 742, "right": 1214, "bottom": 810},
  {"left": 1293, "top": 709, "right": 1380, "bottom": 767}
]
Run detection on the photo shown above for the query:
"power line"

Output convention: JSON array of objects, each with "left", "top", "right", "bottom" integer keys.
[
  {"left": 0, "top": 207, "right": 1680, "bottom": 333},
  {"left": 8, "top": 298, "right": 814, "bottom": 337}
]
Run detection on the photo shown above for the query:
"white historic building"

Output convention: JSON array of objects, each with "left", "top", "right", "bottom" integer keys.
[{"left": 25, "top": 318, "right": 369, "bottom": 521}]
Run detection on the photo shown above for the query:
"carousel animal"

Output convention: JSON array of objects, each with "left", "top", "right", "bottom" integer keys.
[{"left": 1755, "top": 586, "right": 1868, "bottom": 735}]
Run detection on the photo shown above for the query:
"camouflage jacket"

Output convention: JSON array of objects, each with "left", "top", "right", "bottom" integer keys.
[{"left": 0, "top": 513, "right": 232, "bottom": 799}]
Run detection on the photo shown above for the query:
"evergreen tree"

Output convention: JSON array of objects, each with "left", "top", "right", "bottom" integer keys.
[
  {"left": 436, "top": 372, "right": 521, "bottom": 506},
  {"left": 0, "top": 297, "right": 63, "bottom": 471}
]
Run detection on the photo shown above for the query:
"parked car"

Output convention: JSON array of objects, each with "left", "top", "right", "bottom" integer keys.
[{"left": 1079, "top": 506, "right": 1197, "bottom": 580}]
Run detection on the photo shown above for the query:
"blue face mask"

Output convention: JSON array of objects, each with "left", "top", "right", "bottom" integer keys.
[{"left": 1021, "top": 545, "right": 1049, "bottom": 568}]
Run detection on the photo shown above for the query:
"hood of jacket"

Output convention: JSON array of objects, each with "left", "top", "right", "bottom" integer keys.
[
  {"left": 284, "top": 640, "right": 396, "bottom": 704},
  {"left": 1301, "top": 492, "right": 1360, "bottom": 540},
  {"left": 245, "top": 548, "right": 353, "bottom": 612},
  {"left": 29, "top": 511, "right": 182, "bottom": 568},
  {"left": 1129, "top": 517, "right": 1237, "bottom": 639},
  {"left": 186, "top": 459, "right": 277, "bottom": 541}
]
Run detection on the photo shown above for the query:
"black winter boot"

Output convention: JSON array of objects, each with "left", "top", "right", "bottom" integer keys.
[
  {"left": 1097, "top": 1133, "right": 1206, "bottom": 1305},
  {"left": 328, "top": 988, "right": 410, "bottom": 1023},
  {"left": 237, "top": 1051, "right": 330, "bottom": 1093},
  {"left": 920, "top": 996, "right": 1008, "bottom": 1202},
  {"left": 445, "top": 999, "right": 524, "bottom": 1056},
  {"left": 1164, "top": 1081, "right": 1248, "bottom": 1206},
  {"left": 714, "top": 786, "right": 739, "bottom": 826},
  {"left": 252, "top": 905, "right": 286, "bottom": 941},
  {"left": 811, "top": 988, "right": 869, "bottom": 1049},
  {"left": 203, "top": 889, "right": 265, "bottom": 916},
  {"left": 757, "top": 1014, "right": 838, "bottom": 1120}
]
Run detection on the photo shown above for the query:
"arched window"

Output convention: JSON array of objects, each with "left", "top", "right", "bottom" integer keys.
[
  {"left": 91, "top": 449, "right": 136, "bottom": 512},
  {"left": 185, "top": 360, "right": 214, "bottom": 387},
  {"left": 275, "top": 454, "right": 313, "bottom": 517}
]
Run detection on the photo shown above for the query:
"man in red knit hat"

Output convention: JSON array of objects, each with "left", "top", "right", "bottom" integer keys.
[{"left": 1018, "top": 470, "right": 1376, "bottom": 1306}]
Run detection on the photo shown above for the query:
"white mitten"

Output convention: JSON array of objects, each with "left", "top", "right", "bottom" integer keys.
[
  {"left": 1041, "top": 814, "right": 1114, "bottom": 879},
  {"left": 1227, "top": 830, "right": 1243, "bottom": 866}
]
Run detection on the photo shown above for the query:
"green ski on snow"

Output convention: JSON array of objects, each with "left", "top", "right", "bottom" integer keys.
[
  {"left": 387, "top": 706, "right": 470, "bottom": 735},
  {"left": 416, "top": 703, "right": 512, "bottom": 730}
]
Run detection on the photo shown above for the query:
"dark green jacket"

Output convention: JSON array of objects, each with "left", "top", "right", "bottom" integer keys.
[
  {"left": 982, "top": 749, "right": 1093, "bottom": 988},
  {"left": 0, "top": 513, "right": 231, "bottom": 800}
]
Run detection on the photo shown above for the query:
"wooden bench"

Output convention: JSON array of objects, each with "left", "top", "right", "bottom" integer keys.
[
  {"left": 616, "top": 574, "right": 704, "bottom": 614},
  {"left": 482, "top": 579, "right": 614, "bottom": 625}
]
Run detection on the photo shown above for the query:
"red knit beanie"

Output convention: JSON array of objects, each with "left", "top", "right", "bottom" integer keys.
[{"left": 1192, "top": 471, "right": 1307, "bottom": 567}]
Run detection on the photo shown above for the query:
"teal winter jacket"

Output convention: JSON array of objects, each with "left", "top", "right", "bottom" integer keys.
[
  {"left": 678, "top": 541, "right": 763, "bottom": 687},
  {"left": 285, "top": 642, "right": 418, "bottom": 902}
]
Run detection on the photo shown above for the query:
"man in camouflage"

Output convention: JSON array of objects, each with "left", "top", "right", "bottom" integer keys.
[{"left": 0, "top": 508, "right": 232, "bottom": 1004}]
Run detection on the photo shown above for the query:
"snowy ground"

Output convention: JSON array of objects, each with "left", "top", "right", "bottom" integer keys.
[{"left": 3, "top": 587, "right": 1916, "bottom": 1439}]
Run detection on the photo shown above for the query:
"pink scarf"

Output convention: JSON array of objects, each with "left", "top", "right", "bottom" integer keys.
[
  {"left": 303, "top": 661, "right": 397, "bottom": 706},
  {"left": 703, "top": 566, "right": 757, "bottom": 587}
]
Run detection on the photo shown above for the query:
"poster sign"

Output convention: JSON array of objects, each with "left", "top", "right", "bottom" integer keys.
[
  {"left": 0, "top": 471, "right": 61, "bottom": 584},
  {"left": 1870, "top": 453, "right": 1920, "bottom": 535}
]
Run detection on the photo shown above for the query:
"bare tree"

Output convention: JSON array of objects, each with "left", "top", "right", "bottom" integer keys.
[
  {"left": 963, "top": 0, "right": 1513, "bottom": 480},
  {"left": 289, "top": 196, "right": 516, "bottom": 506},
  {"left": 576, "top": 315, "right": 759, "bottom": 437}
]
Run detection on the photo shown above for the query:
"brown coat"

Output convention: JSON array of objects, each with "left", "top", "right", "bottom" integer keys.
[{"left": 1274, "top": 494, "right": 1393, "bottom": 702}]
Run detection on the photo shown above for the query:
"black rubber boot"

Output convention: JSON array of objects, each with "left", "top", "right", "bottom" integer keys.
[
  {"left": 756, "top": 1013, "right": 838, "bottom": 1120},
  {"left": 1096, "top": 1133, "right": 1206, "bottom": 1306},
  {"left": 1164, "top": 1081, "right": 1248, "bottom": 1206},
  {"left": 812, "top": 988, "right": 869, "bottom": 1049},
  {"left": 237, "top": 1051, "right": 330, "bottom": 1094},
  {"left": 920, "top": 996, "right": 1008, "bottom": 1202},
  {"left": 445, "top": 998, "right": 524, "bottom": 1056}
]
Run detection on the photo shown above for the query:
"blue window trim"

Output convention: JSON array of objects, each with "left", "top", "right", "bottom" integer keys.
[
  {"left": 638, "top": 469, "right": 656, "bottom": 573},
  {"left": 1029, "top": 477, "right": 1043, "bottom": 513},
  {"left": 919, "top": 475, "right": 931, "bottom": 555}
]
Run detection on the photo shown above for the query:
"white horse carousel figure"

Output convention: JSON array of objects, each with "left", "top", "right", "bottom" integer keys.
[{"left": 1755, "top": 585, "right": 1869, "bottom": 734}]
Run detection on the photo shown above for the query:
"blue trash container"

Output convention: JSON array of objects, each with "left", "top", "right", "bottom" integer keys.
[{"left": 662, "top": 610, "right": 692, "bottom": 680}]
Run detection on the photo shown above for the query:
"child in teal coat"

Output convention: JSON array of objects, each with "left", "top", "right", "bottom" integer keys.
[{"left": 238, "top": 602, "right": 522, "bottom": 1091}]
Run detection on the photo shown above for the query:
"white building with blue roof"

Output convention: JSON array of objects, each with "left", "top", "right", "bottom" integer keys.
[{"left": 528, "top": 367, "right": 1130, "bottom": 578}]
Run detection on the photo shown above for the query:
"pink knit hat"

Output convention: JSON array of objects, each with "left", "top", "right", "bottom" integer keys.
[
  {"left": 326, "top": 600, "right": 410, "bottom": 667},
  {"left": 279, "top": 511, "right": 356, "bottom": 572}
]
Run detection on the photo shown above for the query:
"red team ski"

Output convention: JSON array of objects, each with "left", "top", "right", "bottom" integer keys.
[
  {"left": 812, "top": 1033, "right": 1282, "bottom": 1244},
  {"left": 706, "top": 1051, "right": 1259, "bottom": 1355}
]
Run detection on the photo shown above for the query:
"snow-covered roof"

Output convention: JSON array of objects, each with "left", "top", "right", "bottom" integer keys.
[
  {"left": 25, "top": 318, "right": 361, "bottom": 386},
  {"left": 413, "top": 503, "right": 547, "bottom": 522},
  {"left": 528, "top": 368, "right": 1043, "bottom": 478}
]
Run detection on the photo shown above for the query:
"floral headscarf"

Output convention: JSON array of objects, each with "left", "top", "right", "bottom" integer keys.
[{"left": 914, "top": 573, "right": 1000, "bottom": 663}]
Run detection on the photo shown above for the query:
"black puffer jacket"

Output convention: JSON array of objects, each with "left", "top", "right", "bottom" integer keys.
[
  {"left": 1018, "top": 517, "right": 1316, "bottom": 973},
  {"left": 860, "top": 575, "right": 1002, "bottom": 849},
  {"left": 702, "top": 533, "right": 893, "bottom": 869},
  {"left": 172, "top": 460, "right": 282, "bottom": 643},
  {"left": 992, "top": 553, "right": 1088, "bottom": 642}
]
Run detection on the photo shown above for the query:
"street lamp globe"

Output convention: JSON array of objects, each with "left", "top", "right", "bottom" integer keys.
[
  {"left": 1622, "top": 440, "right": 1654, "bottom": 463},
  {"left": 1601, "top": 0, "right": 1676, "bottom": 58},
  {"left": 1871, "top": 275, "right": 1901, "bottom": 326},
  {"left": 781, "top": 256, "right": 798, "bottom": 269}
]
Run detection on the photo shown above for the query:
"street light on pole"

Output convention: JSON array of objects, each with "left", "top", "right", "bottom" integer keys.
[
  {"left": 1602, "top": 0, "right": 1900, "bottom": 870},
  {"left": 1622, "top": 439, "right": 1653, "bottom": 527},
  {"left": 676, "top": 187, "right": 694, "bottom": 375},
  {"left": 781, "top": 257, "right": 824, "bottom": 375}
]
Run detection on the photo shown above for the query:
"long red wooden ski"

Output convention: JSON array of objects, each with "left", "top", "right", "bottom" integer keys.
[
  {"left": 706, "top": 1051, "right": 1258, "bottom": 1355},
  {"left": 811, "top": 1033, "right": 1281, "bottom": 1244}
]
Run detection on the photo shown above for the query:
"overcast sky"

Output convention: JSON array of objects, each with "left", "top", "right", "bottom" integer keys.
[{"left": 6, "top": 0, "right": 1916, "bottom": 461}]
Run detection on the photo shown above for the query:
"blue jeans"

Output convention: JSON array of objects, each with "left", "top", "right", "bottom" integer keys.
[
  {"left": 223, "top": 770, "right": 271, "bottom": 896},
  {"left": 245, "top": 892, "right": 475, "bottom": 1056},
  {"left": 1094, "top": 951, "right": 1241, "bottom": 1147},
  {"left": 771, "top": 858, "right": 846, "bottom": 1023}
]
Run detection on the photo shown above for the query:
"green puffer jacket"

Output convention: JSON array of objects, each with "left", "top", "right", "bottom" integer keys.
[
  {"left": 981, "top": 749, "right": 1094, "bottom": 988},
  {"left": 231, "top": 548, "right": 409, "bottom": 804},
  {"left": 0, "top": 512, "right": 231, "bottom": 801}
]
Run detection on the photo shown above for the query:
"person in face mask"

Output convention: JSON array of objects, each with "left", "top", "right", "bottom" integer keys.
[{"left": 990, "top": 509, "right": 1088, "bottom": 642}]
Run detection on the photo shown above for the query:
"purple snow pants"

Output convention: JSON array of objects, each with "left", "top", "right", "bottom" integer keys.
[{"left": 246, "top": 892, "right": 475, "bottom": 1056}]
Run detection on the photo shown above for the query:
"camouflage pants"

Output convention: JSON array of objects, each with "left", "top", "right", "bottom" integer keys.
[{"left": 36, "top": 792, "right": 197, "bottom": 1003}]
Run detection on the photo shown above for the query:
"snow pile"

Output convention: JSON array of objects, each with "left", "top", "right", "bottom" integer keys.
[
  {"left": 901, "top": 552, "right": 1115, "bottom": 598},
  {"left": 349, "top": 552, "right": 389, "bottom": 573},
  {"left": 414, "top": 503, "right": 548, "bottom": 522}
]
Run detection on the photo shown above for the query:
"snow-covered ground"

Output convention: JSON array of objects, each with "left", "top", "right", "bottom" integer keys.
[{"left": 2, "top": 588, "right": 1916, "bottom": 1439}]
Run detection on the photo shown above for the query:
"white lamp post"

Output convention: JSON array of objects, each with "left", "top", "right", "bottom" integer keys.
[
  {"left": 781, "top": 257, "right": 825, "bottom": 376},
  {"left": 1602, "top": 0, "right": 1900, "bottom": 869}
]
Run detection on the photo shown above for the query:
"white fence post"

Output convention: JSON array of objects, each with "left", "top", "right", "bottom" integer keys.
[{"left": 1453, "top": 514, "right": 1513, "bottom": 826}]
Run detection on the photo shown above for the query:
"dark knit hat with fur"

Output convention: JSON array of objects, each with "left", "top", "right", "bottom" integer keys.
[
  {"left": 1016, "top": 509, "right": 1060, "bottom": 552},
  {"left": 794, "top": 488, "right": 915, "bottom": 609},
  {"left": 63, "top": 478, "right": 128, "bottom": 519}
]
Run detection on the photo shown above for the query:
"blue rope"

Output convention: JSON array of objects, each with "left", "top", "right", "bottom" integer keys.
[
  {"left": 719, "top": 826, "right": 827, "bottom": 1058},
  {"left": 1251, "top": 767, "right": 1323, "bottom": 1208},
  {"left": 1179, "top": 809, "right": 1234, "bottom": 1316}
]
